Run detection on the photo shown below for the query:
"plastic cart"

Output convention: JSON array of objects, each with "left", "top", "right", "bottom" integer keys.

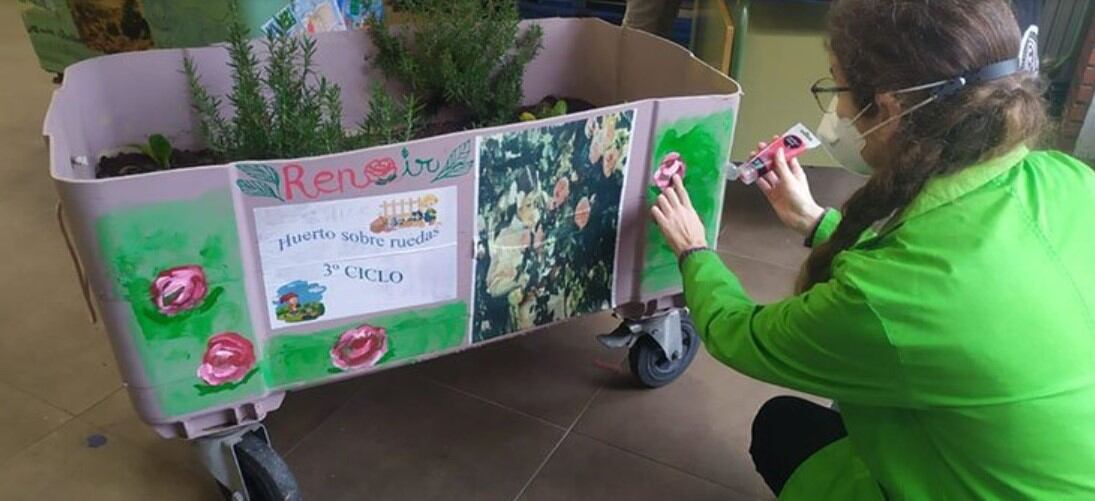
[{"left": 45, "top": 19, "right": 741, "bottom": 500}]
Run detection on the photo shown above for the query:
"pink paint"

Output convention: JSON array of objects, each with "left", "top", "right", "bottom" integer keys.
[
  {"left": 654, "top": 152, "right": 686, "bottom": 190},
  {"left": 330, "top": 324, "right": 389, "bottom": 371},
  {"left": 731, "top": 123, "right": 821, "bottom": 185},
  {"left": 196, "top": 333, "right": 256, "bottom": 386},
  {"left": 150, "top": 265, "right": 208, "bottom": 316}
]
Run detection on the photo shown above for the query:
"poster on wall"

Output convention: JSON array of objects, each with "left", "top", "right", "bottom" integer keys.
[
  {"left": 472, "top": 109, "right": 636, "bottom": 342},
  {"left": 254, "top": 186, "right": 458, "bottom": 329}
]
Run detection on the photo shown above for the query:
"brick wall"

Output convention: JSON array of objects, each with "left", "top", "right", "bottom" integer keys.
[{"left": 1059, "top": 17, "right": 1095, "bottom": 152}]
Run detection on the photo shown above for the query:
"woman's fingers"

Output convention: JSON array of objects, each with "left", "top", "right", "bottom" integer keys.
[
  {"left": 764, "top": 170, "right": 779, "bottom": 187},
  {"left": 773, "top": 147, "right": 793, "bottom": 181},
  {"left": 664, "top": 181, "right": 682, "bottom": 208},
  {"left": 672, "top": 175, "right": 691, "bottom": 207},
  {"left": 790, "top": 157, "right": 807, "bottom": 181},
  {"left": 651, "top": 205, "right": 668, "bottom": 227},
  {"left": 757, "top": 177, "right": 774, "bottom": 195}
]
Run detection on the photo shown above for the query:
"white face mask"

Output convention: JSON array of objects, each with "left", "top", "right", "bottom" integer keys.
[
  {"left": 816, "top": 80, "right": 964, "bottom": 176},
  {"left": 816, "top": 58, "right": 1023, "bottom": 176}
]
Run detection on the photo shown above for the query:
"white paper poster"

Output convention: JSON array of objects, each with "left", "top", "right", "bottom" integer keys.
[{"left": 254, "top": 186, "right": 458, "bottom": 329}]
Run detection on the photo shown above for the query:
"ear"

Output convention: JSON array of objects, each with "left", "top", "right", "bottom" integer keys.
[{"left": 871, "top": 93, "right": 903, "bottom": 140}]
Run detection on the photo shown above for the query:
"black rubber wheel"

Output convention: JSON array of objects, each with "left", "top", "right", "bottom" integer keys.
[
  {"left": 218, "top": 432, "right": 302, "bottom": 501},
  {"left": 628, "top": 314, "right": 699, "bottom": 388}
]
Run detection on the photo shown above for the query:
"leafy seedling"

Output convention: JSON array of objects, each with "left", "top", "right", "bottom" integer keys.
[
  {"left": 518, "top": 99, "right": 568, "bottom": 122},
  {"left": 132, "top": 133, "right": 173, "bottom": 169}
]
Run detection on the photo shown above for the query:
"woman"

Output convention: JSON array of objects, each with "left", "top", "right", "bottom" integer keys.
[{"left": 651, "top": 0, "right": 1095, "bottom": 499}]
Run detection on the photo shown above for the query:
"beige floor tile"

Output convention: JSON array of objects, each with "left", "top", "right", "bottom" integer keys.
[
  {"left": 413, "top": 313, "right": 625, "bottom": 426},
  {"left": 521, "top": 433, "right": 758, "bottom": 501},
  {"left": 0, "top": 418, "right": 221, "bottom": 501},
  {"left": 78, "top": 388, "right": 209, "bottom": 475},
  {"left": 576, "top": 351, "right": 823, "bottom": 498},
  {"left": 264, "top": 376, "right": 372, "bottom": 453},
  {"left": 0, "top": 381, "right": 71, "bottom": 466},
  {"left": 574, "top": 255, "right": 824, "bottom": 497},
  {"left": 286, "top": 372, "right": 563, "bottom": 501}
]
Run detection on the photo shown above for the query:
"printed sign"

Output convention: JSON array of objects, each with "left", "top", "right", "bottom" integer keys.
[
  {"left": 263, "top": 0, "right": 347, "bottom": 37},
  {"left": 254, "top": 186, "right": 458, "bottom": 328}
]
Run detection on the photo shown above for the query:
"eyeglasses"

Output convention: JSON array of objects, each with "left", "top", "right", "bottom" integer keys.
[{"left": 810, "top": 77, "right": 852, "bottom": 112}]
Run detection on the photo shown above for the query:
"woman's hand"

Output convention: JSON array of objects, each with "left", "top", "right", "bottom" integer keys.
[
  {"left": 652, "top": 175, "right": 708, "bottom": 257},
  {"left": 753, "top": 137, "right": 825, "bottom": 236}
]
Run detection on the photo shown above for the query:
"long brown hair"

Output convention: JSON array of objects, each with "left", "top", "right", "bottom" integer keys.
[{"left": 798, "top": 0, "right": 1048, "bottom": 292}]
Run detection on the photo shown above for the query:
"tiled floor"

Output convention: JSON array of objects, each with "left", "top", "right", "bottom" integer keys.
[{"left": 0, "top": 2, "right": 865, "bottom": 499}]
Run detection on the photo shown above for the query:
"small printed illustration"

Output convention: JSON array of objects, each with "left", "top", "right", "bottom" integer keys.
[
  {"left": 274, "top": 280, "right": 328, "bottom": 323},
  {"left": 369, "top": 193, "right": 441, "bottom": 233}
]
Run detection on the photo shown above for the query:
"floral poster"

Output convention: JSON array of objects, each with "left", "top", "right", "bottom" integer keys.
[{"left": 473, "top": 109, "right": 636, "bottom": 342}]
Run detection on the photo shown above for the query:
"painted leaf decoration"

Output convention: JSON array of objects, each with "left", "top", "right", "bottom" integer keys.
[
  {"left": 235, "top": 179, "right": 282, "bottom": 201},
  {"left": 432, "top": 140, "right": 474, "bottom": 182},
  {"left": 237, "top": 164, "right": 280, "bottom": 185}
]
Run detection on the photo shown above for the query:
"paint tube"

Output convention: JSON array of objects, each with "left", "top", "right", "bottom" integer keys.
[{"left": 728, "top": 123, "right": 821, "bottom": 185}]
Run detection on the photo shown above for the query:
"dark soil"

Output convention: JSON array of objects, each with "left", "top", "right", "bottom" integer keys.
[
  {"left": 96, "top": 149, "right": 220, "bottom": 179},
  {"left": 96, "top": 96, "right": 598, "bottom": 179}
]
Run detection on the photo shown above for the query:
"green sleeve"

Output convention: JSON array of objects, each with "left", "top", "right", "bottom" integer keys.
[
  {"left": 680, "top": 251, "right": 906, "bottom": 405},
  {"left": 810, "top": 209, "right": 843, "bottom": 248}
]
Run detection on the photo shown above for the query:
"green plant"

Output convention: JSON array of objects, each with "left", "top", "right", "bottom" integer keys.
[
  {"left": 348, "top": 85, "right": 425, "bottom": 148},
  {"left": 183, "top": 2, "right": 427, "bottom": 162},
  {"left": 368, "top": 0, "right": 544, "bottom": 126},
  {"left": 132, "top": 133, "right": 173, "bottom": 168},
  {"left": 183, "top": 2, "right": 345, "bottom": 161},
  {"left": 519, "top": 99, "right": 568, "bottom": 122}
]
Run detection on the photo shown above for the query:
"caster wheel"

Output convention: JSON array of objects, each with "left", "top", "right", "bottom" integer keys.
[
  {"left": 218, "top": 432, "right": 301, "bottom": 501},
  {"left": 628, "top": 314, "right": 699, "bottom": 388}
]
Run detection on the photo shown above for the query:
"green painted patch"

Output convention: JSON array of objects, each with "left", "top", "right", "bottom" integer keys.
[
  {"left": 96, "top": 190, "right": 262, "bottom": 417},
  {"left": 266, "top": 302, "right": 468, "bottom": 387},
  {"left": 641, "top": 111, "right": 735, "bottom": 294}
]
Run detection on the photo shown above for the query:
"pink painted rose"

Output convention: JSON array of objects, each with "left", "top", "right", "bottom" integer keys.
[
  {"left": 654, "top": 152, "right": 687, "bottom": 190},
  {"left": 150, "top": 265, "right": 209, "bottom": 316},
  {"left": 365, "top": 157, "right": 398, "bottom": 185},
  {"left": 330, "top": 324, "right": 389, "bottom": 371},
  {"left": 575, "top": 196, "right": 591, "bottom": 230},
  {"left": 552, "top": 177, "right": 570, "bottom": 209},
  {"left": 196, "top": 333, "right": 256, "bottom": 386}
]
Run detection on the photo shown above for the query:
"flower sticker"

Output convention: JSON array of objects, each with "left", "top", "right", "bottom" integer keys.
[
  {"left": 150, "top": 265, "right": 209, "bottom": 316},
  {"left": 654, "top": 152, "right": 687, "bottom": 190},
  {"left": 197, "top": 333, "right": 256, "bottom": 386},
  {"left": 330, "top": 324, "right": 389, "bottom": 371}
]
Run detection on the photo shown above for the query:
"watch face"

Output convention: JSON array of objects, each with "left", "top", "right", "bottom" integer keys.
[
  {"left": 1020, "top": 25, "right": 1039, "bottom": 73},
  {"left": 784, "top": 135, "right": 803, "bottom": 149}
]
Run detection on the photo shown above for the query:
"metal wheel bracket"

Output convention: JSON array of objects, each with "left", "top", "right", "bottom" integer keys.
[
  {"left": 599, "top": 309, "right": 685, "bottom": 361},
  {"left": 194, "top": 424, "right": 268, "bottom": 501},
  {"left": 644, "top": 309, "right": 684, "bottom": 361}
]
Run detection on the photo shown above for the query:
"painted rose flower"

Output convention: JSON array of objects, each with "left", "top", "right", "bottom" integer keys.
[
  {"left": 197, "top": 333, "right": 256, "bottom": 386},
  {"left": 654, "top": 152, "right": 687, "bottom": 190},
  {"left": 575, "top": 196, "right": 591, "bottom": 230},
  {"left": 330, "top": 324, "right": 388, "bottom": 371},
  {"left": 552, "top": 177, "right": 570, "bottom": 209},
  {"left": 365, "top": 157, "right": 398, "bottom": 185},
  {"left": 151, "top": 265, "right": 209, "bottom": 316},
  {"left": 603, "top": 146, "right": 621, "bottom": 178},
  {"left": 486, "top": 223, "right": 531, "bottom": 297}
]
